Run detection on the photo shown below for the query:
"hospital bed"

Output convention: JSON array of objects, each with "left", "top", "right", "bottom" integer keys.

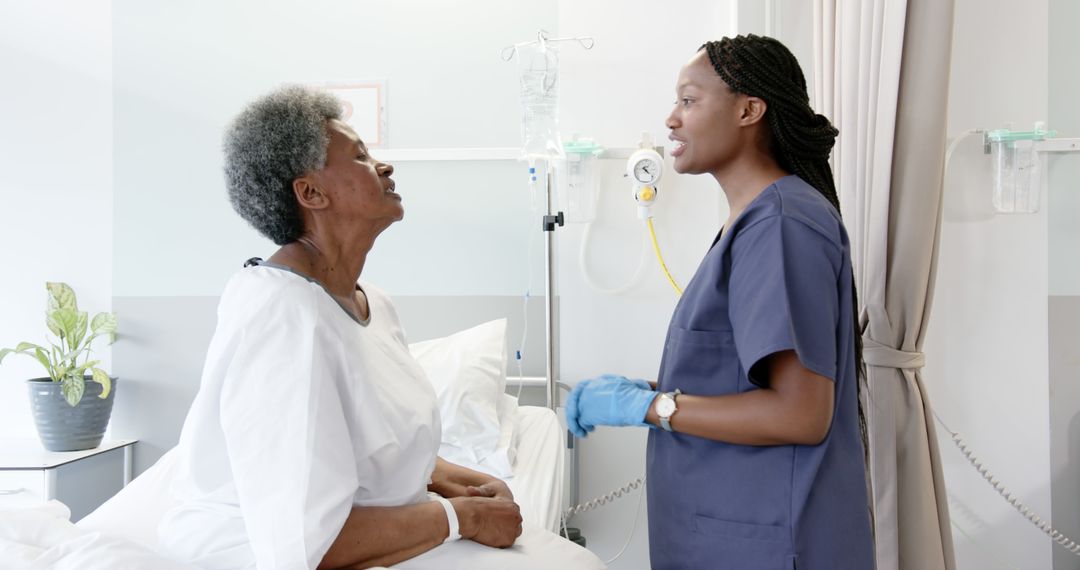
[
  {"left": 0, "top": 319, "right": 601, "bottom": 568},
  {"left": 0, "top": 405, "right": 598, "bottom": 569}
]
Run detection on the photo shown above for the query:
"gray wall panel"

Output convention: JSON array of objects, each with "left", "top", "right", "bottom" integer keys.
[
  {"left": 1051, "top": 296, "right": 1080, "bottom": 570},
  {"left": 111, "top": 297, "right": 219, "bottom": 475},
  {"left": 1050, "top": 1, "right": 1080, "bottom": 567},
  {"left": 1049, "top": 0, "right": 1080, "bottom": 297}
]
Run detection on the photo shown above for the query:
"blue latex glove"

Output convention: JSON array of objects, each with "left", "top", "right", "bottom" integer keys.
[{"left": 565, "top": 374, "right": 657, "bottom": 438}]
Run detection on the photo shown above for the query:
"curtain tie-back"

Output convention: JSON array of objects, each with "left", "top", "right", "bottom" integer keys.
[{"left": 862, "top": 337, "right": 925, "bottom": 369}]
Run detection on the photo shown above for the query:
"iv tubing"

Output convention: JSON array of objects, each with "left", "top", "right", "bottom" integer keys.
[
  {"left": 514, "top": 289, "right": 529, "bottom": 400},
  {"left": 944, "top": 129, "right": 985, "bottom": 174},
  {"left": 513, "top": 162, "right": 540, "bottom": 399},
  {"left": 646, "top": 218, "right": 683, "bottom": 296}
]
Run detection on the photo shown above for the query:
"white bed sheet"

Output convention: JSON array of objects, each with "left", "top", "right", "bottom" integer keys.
[
  {"left": 76, "top": 446, "right": 180, "bottom": 552},
  {"left": 68, "top": 404, "right": 592, "bottom": 568},
  {"left": 0, "top": 500, "right": 196, "bottom": 570},
  {"left": 389, "top": 520, "right": 599, "bottom": 569},
  {"left": 503, "top": 405, "right": 564, "bottom": 533},
  {"left": 5, "top": 501, "right": 602, "bottom": 570}
]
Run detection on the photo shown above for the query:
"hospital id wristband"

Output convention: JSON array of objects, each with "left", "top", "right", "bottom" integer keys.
[{"left": 434, "top": 496, "right": 461, "bottom": 543}]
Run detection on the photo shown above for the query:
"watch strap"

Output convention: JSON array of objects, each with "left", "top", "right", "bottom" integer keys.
[{"left": 659, "top": 389, "right": 681, "bottom": 432}]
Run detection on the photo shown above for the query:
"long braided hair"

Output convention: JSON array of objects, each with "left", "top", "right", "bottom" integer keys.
[{"left": 700, "top": 35, "right": 868, "bottom": 449}]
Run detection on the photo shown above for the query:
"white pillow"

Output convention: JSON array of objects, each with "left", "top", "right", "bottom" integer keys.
[
  {"left": 478, "top": 393, "right": 521, "bottom": 478},
  {"left": 409, "top": 319, "right": 516, "bottom": 476}
]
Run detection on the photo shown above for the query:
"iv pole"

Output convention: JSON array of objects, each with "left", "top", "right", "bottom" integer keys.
[
  {"left": 542, "top": 170, "right": 564, "bottom": 409},
  {"left": 505, "top": 31, "right": 592, "bottom": 522},
  {"left": 503, "top": 30, "right": 593, "bottom": 411}
]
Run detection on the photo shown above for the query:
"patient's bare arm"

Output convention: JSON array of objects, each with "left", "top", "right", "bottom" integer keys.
[
  {"left": 428, "top": 457, "right": 514, "bottom": 501},
  {"left": 319, "top": 497, "right": 522, "bottom": 570}
]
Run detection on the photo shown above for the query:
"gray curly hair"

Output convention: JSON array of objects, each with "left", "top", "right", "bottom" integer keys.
[{"left": 223, "top": 85, "right": 342, "bottom": 245}]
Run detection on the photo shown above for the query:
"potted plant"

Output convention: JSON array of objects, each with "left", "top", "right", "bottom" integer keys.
[{"left": 0, "top": 282, "right": 118, "bottom": 451}]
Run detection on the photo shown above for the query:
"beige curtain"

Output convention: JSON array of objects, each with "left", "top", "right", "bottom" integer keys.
[{"left": 812, "top": 1, "right": 957, "bottom": 569}]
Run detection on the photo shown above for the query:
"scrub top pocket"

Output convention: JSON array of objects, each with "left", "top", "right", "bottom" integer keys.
[
  {"left": 660, "top": 326, "right": 740, "bottom": 396},
  {"left": 691, "top": 513, "right": 796, "bottom": 570}
]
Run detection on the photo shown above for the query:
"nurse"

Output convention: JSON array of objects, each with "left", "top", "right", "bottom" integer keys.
[{"left": 566, "top": 35, "right": 875, "bottom": 569}]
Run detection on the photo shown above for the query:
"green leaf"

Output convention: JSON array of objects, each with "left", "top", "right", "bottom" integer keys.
[
  {"left": 91, "top": 313, "right": 118, "bottom": 343},
  {"left": 47, "top": 309, "right": 79, "bottom": 341},
  {"left": 50, "top": 344, "right": 61, "bottom": 367},
  {"left": 33, "top": 347, "right": 53, "bottom": 375},
  {"left": 70, "top": 359, "right": 100, "bottom": 378},
  {"left": 47, "top": 282, "right": 77, "bottom": 312},
  {"left": 0, "top": 346, "right": 54, "bottom": 377},
  {"left": 71, "top": 311, "right": 88, "bottom": 351},
  {"left": 0, "top": 344, "right": 51, "bottom": 374},
  {"left": 91, "top": 368, "right": 111, "bottom": 399},
  {"left": 59, "top": 309, "right": 79, "bottom": 341},
  {"left": 46, "top": 310, "right": 62, "bottom": 337},
  {"left": 61, "top": 374, "right": 84, "bottom": 407},
  {"left": 16, "top": 342, "right": 45, "bottom": 353}
]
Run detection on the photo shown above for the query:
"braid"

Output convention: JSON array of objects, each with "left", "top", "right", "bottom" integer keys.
[
  {"left": 702, "top": 36, "right": 841, "bottom": 209},
  {"left": 701, "top": 35, "right": 868, "bottom": 453}
]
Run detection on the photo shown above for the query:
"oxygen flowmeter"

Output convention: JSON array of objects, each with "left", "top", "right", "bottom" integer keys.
[
  {"left": 626, "top": 133, "right": 664, "bottom": 219},
  {"left": 624, "top": 132, "right": 682, "bottom": 295}
]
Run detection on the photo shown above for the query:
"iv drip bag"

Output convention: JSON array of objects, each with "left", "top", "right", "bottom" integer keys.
[{"left": 516, "top": 40, "right": 565, "bottom": 161}]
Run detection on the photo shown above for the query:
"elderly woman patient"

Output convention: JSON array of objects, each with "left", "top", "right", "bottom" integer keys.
[{"left": 157, "top": 86, "right": 524, "bottom": 569}]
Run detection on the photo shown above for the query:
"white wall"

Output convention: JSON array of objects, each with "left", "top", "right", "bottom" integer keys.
[
  {"left": 923, "top": 1, "right": 1053, "bottom": 568},
  {"left": 103, "top": 7, "right": 737, "bottom": 567},
  {"left": 551, "top": 3, "right": 827, "bottom": 567},
  {"left": 8, "top": 3, "right": 1064, "bottom": 569},
  {"left": 0, "top": 1, "right": 114, "bottom": 438},
  {"left": 107, "top": 5, "right": 738, "bottom": 566},
  {"left": 104, "top": 0, "right": 563, "bottom": 473},
  {"left": 554, "top": 2, "right": 734, "bottom": 568},
  {"left": 111, "top": 0, "right": 556, "bottom": 298}
]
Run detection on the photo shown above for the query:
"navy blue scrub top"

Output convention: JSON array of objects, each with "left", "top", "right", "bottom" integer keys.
[{"left": 646, "top": 175, "right": 874, "bottom": 570}]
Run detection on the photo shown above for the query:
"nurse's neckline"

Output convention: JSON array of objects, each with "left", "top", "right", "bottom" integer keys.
[
  {"left": 244, "top": 258, "right": 371, "bottom": 327},
  {"left": 714, "top": 174, "right": 797, "bottom": 247}
]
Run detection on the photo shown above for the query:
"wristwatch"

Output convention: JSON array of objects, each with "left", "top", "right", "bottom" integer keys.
[{"left": 656, "top": 389, "right": 682, "bottom": 432}]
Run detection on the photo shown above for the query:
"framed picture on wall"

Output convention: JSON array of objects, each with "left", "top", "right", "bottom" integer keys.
[{"left": 311, "top": 80, "right": 388, "bottom": 147}]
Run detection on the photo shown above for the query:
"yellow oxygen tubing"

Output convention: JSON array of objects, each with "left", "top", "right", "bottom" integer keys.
[{"left": 645, "top": 217, "right": 682, "bottom": 296}]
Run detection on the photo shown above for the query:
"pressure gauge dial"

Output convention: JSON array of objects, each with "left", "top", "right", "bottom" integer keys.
[{"left": 627, "top": 148, "right": 663, "bottom": 186}]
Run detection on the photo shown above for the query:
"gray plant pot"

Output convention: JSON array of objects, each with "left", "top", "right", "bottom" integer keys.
[{"left": 27, "top": 376, "right": 117, "bottom": 452}]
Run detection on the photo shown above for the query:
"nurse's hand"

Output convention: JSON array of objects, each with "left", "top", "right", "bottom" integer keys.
[
  {"left": 566, "top": 375, "right": 656, "bottom": 438},
  {"left": 452, "top": 496, "right": 523, "bottom": 548}
]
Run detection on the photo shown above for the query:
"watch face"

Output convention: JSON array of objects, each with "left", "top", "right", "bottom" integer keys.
[
  {"left": 656, "top": 395, "right": 676, "bottom": 417},
  {"left": 633, "top": 159, "right": 660, "bottom": 184}
]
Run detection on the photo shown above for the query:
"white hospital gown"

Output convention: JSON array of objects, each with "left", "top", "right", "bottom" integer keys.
[{"left": 159, "top": 265, "right": 441, "bottom": 569}]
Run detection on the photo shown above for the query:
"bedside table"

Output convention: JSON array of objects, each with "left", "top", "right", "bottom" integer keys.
[{"left": 0, "top": 438, "right": 137, "bottom": 522}]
